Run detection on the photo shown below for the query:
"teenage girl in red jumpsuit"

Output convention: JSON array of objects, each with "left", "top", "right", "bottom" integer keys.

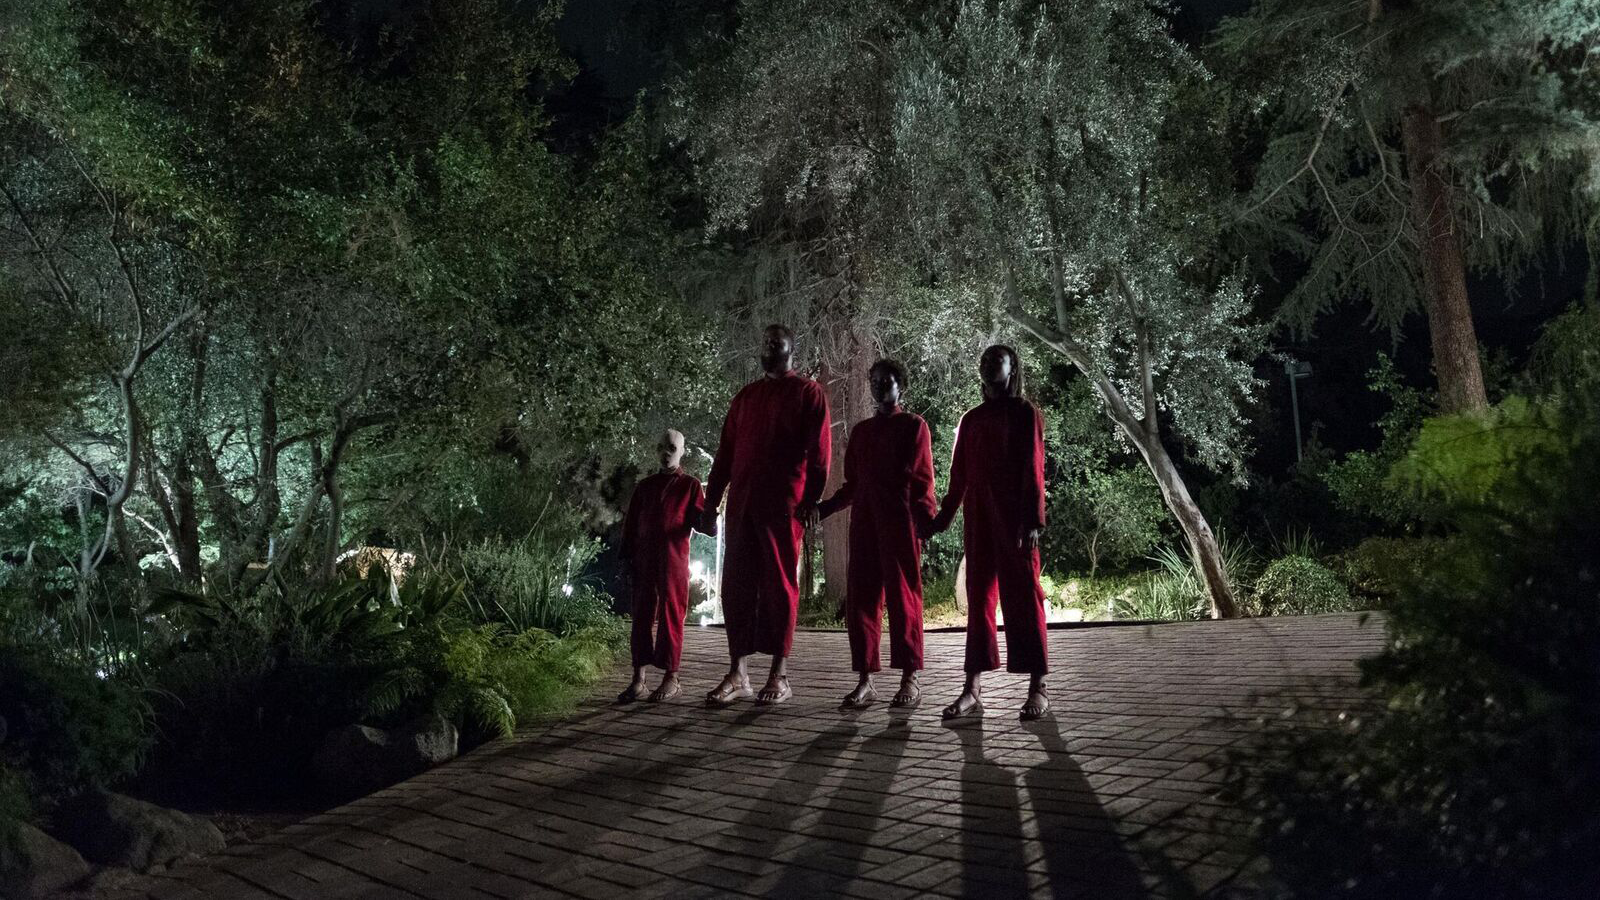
[
  {"left": 814, "top": 359, "right": 938, "bottom": 709},
  {"left": 926, "top": 345, "right": 1051, "bottom": 721}
]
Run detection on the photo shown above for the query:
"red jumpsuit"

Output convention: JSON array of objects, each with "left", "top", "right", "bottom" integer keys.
[
  {"left": 705, "top": 371, "right": 831, "bottom": 660},
  {"left": 931, "top": 396, "right": 1049, "bottom": 674},
  {"left": 622, "top": 468, "right": 704, "bottom": 671},
  {"left": 819, "top": 408, "right": 938, "bottom": 673}
]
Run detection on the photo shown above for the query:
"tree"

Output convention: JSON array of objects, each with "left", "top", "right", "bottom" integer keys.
[
  {"left": 670, "top": 0, "right": 1260, "bottom": 617},
  {"left": 890, "top": 0, "right": 1261, "bottom": 617},
  {"left": 1217, "top": 1, "right": 1600, "bottom": 413}
]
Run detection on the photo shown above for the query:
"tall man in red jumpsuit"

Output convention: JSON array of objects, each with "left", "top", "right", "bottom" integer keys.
[
  {"left": 701, "top": 325, "right": 832, "bottom": 706},
  {"left": 925, "top": 344, "right": 1051, "bottom": 721},
  {"left": 618, "top": 429, "right": 705, "bottom": 704},
  {"left": 812, "top": 359, "right": 937, "bottom": 709}
]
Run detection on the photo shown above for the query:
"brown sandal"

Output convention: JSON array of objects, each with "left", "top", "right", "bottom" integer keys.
[
  {"left": 1020, "top": 685, "right": 1050, "bottom": 721},
  {"left": 705, "top": 676, "right": 753, "bottom": 707},
  {"left": 941, "top": 691, "right": 984, "bottom": 720},
  {"left": 891, "top": 676, "right": 921, "bottom": 709},
  {"left": 755, "top": 675, "right": 792, "bottom": 706},
  {"left": 648, "top": 679, "right": 682, "bottom": 702},
  {"left": 840, "top": 684, "right": 878, "bottom": 709}
]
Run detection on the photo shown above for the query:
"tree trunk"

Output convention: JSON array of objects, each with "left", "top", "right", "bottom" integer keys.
[
  {"left": 1006, "top": 302, "right": 1240, "bottom": 618},
  {"left": 1400, "top": 103, "right": 1488, "bottom": 413},
  {"left": 1127, "top": 430, "right": 1238, "bottom": 619},
  {"left": 818, "top": 325, "right": 873, "bottom": 610}
]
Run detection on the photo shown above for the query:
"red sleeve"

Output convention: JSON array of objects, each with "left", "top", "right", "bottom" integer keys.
[
  {"left": 800, "top": 381, "right": 832, "bottom": 507},
  {"left": 909, "top": 418, "right": 938, "bottom": 529},
  {"left": 704, "top": 392, "right": 738, "bottom": 511},
  {"left": 1023, "top": 404, "right": 1046, "bottom": 531},
  {"left": 688, "top": 478, "right": 707, "bottom": 533},
  {"left": 931, "top": 413, "right": 968, "bottom": 533}
]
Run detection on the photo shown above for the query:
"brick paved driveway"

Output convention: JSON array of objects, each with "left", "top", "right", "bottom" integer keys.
[{"left": 117, "top": 613, "right": 1385, "bottom": 899}]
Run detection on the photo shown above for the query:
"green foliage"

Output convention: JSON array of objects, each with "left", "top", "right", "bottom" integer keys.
[
  {"left": 1322, "top": 356, "right": 1436, "bottom": 525},
  {"left": 1332, "top": 535, "right": 1453, "bottom": 607},
  {"left": 458, "top": 532, "right": 612, "bottom": 636},
  {"left": 0, "top": 645, "right": 152, "bottom": 809},
  {"left": 1249, "top": 554, "right": 1359, "bottom": 617},
  {"left": 1116, "top": 537, "right": 1259, "bottom": 621},
  {"left": 1243, "top": 401, "right": 1600, "bottom": 897},
  {"left": 1218, "top": 0, "right": 1600, "bottom": 338}
]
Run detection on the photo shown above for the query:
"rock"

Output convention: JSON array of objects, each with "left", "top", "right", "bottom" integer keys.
[
  {"left": 311, "top": 716, "right": 458, "bottom": 797},
  {"left": 52, "top": 790, "right": 225, "bottom": 872},
  {"left": 0, "top": 822, "right": 90, "bottom": 899}
]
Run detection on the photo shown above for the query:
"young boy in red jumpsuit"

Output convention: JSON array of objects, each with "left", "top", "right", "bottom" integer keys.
[
  {"left": 925, "top": 345, "right": 1051, "bottom": 721},
  {"left": 701, "top": 325, "right": 831, "bottom": 706},
  {"left": 618, "top": 429, "right": 706, "bottom": 703},
  {"left": 813, "top": 359, "right": 937, "bottom": 709}
]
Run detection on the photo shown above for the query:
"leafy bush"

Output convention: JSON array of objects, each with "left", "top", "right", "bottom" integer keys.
[
  {"left": 1249, "top": 554, "right": 1358, "bottom": 616},
  {"left": 365, "top": 621, "right": 621, "bottom": 741},
  {"left": 1115, "top": 536, "right": 1258, "bottom": 621},
  {"left": 1243, "top": 400, "right": 1600, "bottom": 897},
  {"left": 459, "top": 535, "right": 612, "bottom": 635},
  {"left": 0, "top": 646, "right": 152, "bottom": 810},
  {"left": 1332, "top": 535, "right": 1451, "bottom": 605}
]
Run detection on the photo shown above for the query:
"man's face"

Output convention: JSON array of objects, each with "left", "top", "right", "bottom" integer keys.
[
  {"left": 760, "top": 328, "right": 794, "bottom": 374},
  {"left": 869, "top": 366, "right": 901, "bottom": 408},
  {"left": 657, "top": 431, "right": 685, "bottom": 469},
  {"left": 979, "top": 347, "right": 1013, "bottom": 394}
]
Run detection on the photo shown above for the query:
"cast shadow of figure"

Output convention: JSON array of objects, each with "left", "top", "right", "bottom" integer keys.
[
  {"left": 764, "top": 726, "right": 914, "bottom": 897},
  {"left": 955, "top": 722, "right": 1033, "bottom": 898},
  {"left": 1022, "top": 723, "right": 1158, "bottom": 900},
  {"left": 952, "top": 720, "right": 1155, "bottom": 899}
]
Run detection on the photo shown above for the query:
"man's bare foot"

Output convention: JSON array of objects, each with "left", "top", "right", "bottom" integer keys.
[
  {"left": 648, "top": 674, "right": 681, "bottom": 702},
  {"left": 617, "top": 678, "right": 647, "bottom": 704},
  {"left": 755, "top": 674, "right": 791, "bottom": 705},
  {"left": 1021, "top": 682, "right": 1049, "bottom": 721},
  {"left": 891, "top": 674, "right": 920, "bottom": 708},
  {"left": 941, "top": 690, "right": 983, "bottom": 720},
  {"left": 841, "top": 678, "right": 877, "bottom": 709},
  {"left": 705, "top": 673, "right": 752, "bottom": 707}
]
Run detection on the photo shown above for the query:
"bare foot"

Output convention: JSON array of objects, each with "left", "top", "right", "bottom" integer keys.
[
  {"left": 705, "top": 673, "right": 752, "bottom": 707},
  {"left": 1021, "top": 683, "right": 1050, "bottom": 721},
  {"left": 841, "top": 679, "right": 877, "bottom": 709},
  {"left": 756, "top": 674, "right": 792, "bottom": 705},
  {"left": 941, "top": 690, "right": 983, "bottom": 720},
  {"left": 891, "top": 674, "right": 920, "bottom": 708},
  {"left": 648, "top": 674, "right": 681, "bottom": 702}
]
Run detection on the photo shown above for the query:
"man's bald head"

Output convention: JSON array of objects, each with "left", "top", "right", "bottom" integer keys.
[{"left": 760, "top": 324, "right": 796, "bottom": 376}]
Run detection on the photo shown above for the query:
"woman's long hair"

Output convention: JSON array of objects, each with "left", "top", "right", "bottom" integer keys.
[{"left": 983, "top": 344, "right": 1024, "bottom": 398}]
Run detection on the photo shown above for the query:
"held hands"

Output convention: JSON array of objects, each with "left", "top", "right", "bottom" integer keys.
[
  {"left": 797, "top": 501, "right": 820, "bottom": 529},
  {"left": 1018, "top": 526, "right": 1041, "bottom": 551},
  {"left": 699, "top": 508, "right": 720, "bottom": 537}
]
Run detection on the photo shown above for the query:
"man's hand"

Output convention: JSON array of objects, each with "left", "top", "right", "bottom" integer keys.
[
  {"left": 699, "top": 508, "right": 720, "bottom": 536},
  {"left": 1017, "top": 526, "right": 1041, "bottom": 551},
  {"left": 796, "top": 501, "right": 818, "bottom": 529}
]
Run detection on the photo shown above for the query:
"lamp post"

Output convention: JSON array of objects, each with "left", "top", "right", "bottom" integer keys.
[{"left": 1285, "top": 359, "right": 1313, "bottom": 463}]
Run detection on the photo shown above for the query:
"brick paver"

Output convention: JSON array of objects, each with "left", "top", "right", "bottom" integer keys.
[{"left": 105, "top": 613, "right": 1385, "bottom": 899}]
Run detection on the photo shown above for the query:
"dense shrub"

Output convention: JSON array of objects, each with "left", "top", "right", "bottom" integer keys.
[
  {"left": 1243, "top": 399, "right": 1600, "bottom": 898},
  {"left": 0, "top": 647, "right": 152, "bottom": 810},
  {"left": 1115, "top": 538, "right": 1257, "bottom": 621},
  {"left": 1332, "top": 535, "right": 1451, "bottom": 605},
  {"left": 459, "top": 535, "right": 613, "bottom": 635},
  {"left": 1250, "top": 554, "right": 1358, "bottom": 616}
]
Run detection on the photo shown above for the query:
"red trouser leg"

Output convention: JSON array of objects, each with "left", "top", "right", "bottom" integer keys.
[
  {"left": 881, "top": 516, "right": 924, "bottom": 672},
  {"left": 653, "top": 577, "right": 687, "bottom": 671},
  {"left": 963, "top": 547, "right": 1003, "bottom": 673},
  {"left": 846, "top": 541, "right": 884, "bottom": 673},
  {"left": 630, "top": 571, "right": 661, "bottom": 670},
  {"left": 999, "top": 546, "right": 1049, "bottom": 674},
  {"left": 753, "top": 515, "right": 803, "bottom": 657}
]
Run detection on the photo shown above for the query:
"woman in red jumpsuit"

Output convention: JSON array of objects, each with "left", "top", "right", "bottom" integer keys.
[
  {"left": 618, "top": 429, "right": 706, "bottom": 703},
  {"left": 925, "top": 345, "right": 1051, "bottom": 720},
  {"left": 815, "top": 359, "right": 938, "bottom": 709}
]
